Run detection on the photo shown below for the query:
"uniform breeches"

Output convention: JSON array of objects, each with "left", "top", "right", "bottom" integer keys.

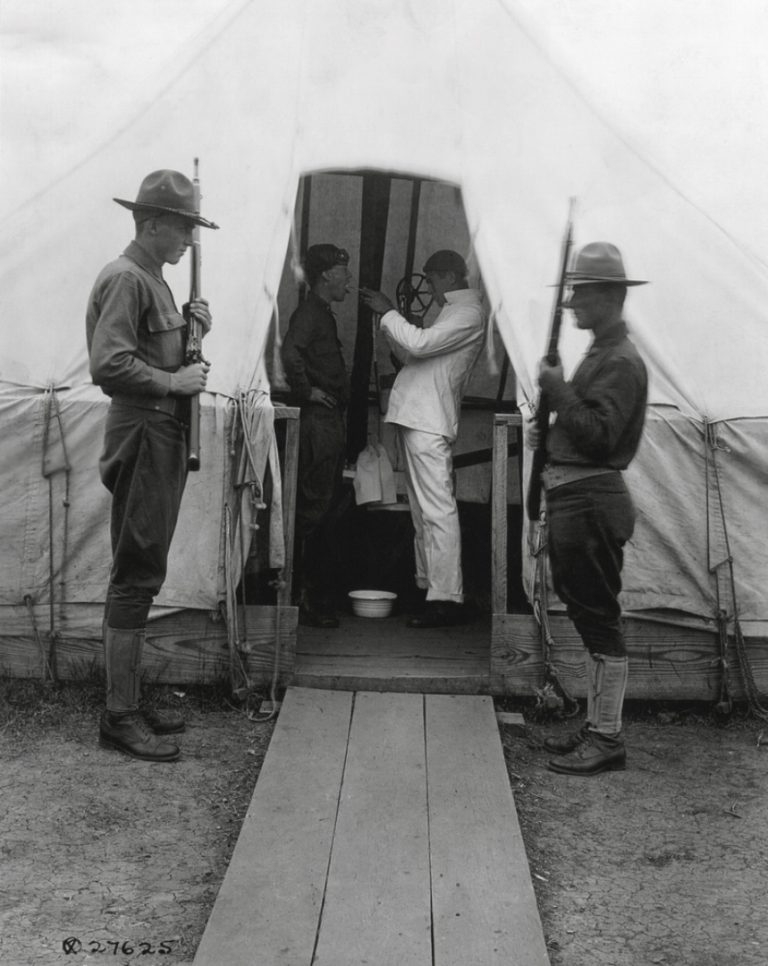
[
  {"left": 546, "top": 474, "right": 635, "bottom": 656},
  {"left": 99, "top": 406, "right": 188, "bottom": 629},
  {"left": 399, "top": 426, "right": 462, "bottom": 603},
  {"left": 296, "top": 405, "right": 347, "bottom": 602}
]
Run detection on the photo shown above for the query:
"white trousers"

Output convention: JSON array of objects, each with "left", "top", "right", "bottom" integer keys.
[{"left": 399, "top": 426, "right": 463, "bottom": 603}]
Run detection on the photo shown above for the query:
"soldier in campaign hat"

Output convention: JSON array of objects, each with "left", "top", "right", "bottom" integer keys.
[
  {"left": 530, "top": 241, "right": 648, "bottom": 776},
  {"left": 86, "top": 169, "right": 218, "bottom": 762}
]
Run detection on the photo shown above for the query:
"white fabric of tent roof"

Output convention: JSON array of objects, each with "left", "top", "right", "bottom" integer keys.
[{"left": 1, "top": 0, "right": 767, "bottom": 627}]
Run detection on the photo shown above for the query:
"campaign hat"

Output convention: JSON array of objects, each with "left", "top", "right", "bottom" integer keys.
[
  {"left": 114, "top": 170, "right": 219, "bottom": 229},
  {"left": 565, "top": 242, "right": 646, "bottom": 286}
]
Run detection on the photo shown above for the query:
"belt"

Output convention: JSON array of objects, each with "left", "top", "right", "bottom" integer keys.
[
  {"left": 541, "top": 464, "right": 619, "bottom": 491},
  {"left": 110, "top": 393, "right": 188, "bottom": 421}
]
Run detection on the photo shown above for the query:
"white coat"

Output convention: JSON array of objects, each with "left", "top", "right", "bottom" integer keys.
[
  {"left": 379, "top": 288, "right": 486, "bottom": 602},
  {"left": 380, "top": 288, "right": 486, "bottom": 441}
]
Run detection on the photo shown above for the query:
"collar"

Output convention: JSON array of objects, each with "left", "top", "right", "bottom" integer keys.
[
  {"left": 124, "top": 239, "right": 164, "bottom": 280},
  {"left": 307, "top": 289, "right": 333, "bottom": 312},
  {"left": 591, "top": 319, "right": 628, "bottom": 348},
  {"left": 444, "top": 288, "right": 481, "bottom": 306}
]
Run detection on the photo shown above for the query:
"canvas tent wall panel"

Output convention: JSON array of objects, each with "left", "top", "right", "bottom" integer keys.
[
  {"left": 0, "top": 385, "right": 234, "bottom": 611},
  {"left": 523, "top": 408, "right": 768, "bottom": 625},
  {"left": 625, "top": 414, "right": 768, "bottom": 624}
]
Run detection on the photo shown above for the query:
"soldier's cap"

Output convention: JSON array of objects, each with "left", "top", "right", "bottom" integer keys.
[
  {"left": 304, "top": 244, "right": 350, "bottom": 277},
  {"left": 114, "top": 170, "right": 219, "bottom": 229},
  {"left": 422, "top": 250, "right": 467, "bottom": 277}
]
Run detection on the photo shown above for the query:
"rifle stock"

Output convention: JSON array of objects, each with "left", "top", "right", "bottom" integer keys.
[
  {"left": 185, "top": 158, "right": 203, "bottom": 472},
  {"left": 525, "top": 203, "right": 575, "bottom": 521}
]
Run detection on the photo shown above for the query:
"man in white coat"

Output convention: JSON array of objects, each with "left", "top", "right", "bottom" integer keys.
[{"left": 360, "top": 250, "right": 486, "bottom": 627}]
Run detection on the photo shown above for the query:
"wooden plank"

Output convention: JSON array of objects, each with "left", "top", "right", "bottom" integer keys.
[
  {"left": 490, "top": 612, "right": 768, "bottom": 700},
  {"left": 426, "top": 694, "right": 550, "bottom": 966},
  {"left": 193, "top": 687, "right": 354, "bottom": 966},
  {"left": 313, "top": 692, "right": 432, "bottom": 966},
  {"left": 293, "top": 670, "right": 489, "bottom": 696}
]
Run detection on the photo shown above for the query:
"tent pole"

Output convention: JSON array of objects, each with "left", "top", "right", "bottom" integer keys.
[{"left": 347, "top": 171, "right": 392, "bottom": 462}]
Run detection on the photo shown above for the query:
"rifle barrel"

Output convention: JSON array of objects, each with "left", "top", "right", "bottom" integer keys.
[
  {"left": 525, "top": 201, "right": 575, "bottom": 521},
  {"left": 186, "top": 158, "right": 203, "bottom": 473}
]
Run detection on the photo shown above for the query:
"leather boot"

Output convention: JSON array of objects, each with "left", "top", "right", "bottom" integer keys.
[
  {"left": 101, "top": 627, "right": 180, "bottom": 759},
  {"left": 100, "top": 710, "right": 180, "bottom": 762},
  {"left": 543, "top": 724, "right": 591, "bottom": 755},
  {"left": 547, "top": 652, "right": 629, "bottom": 775},
  {"left": 547, "top": 730, "right": 626, "bottom": 775},
  {"left": 142, "top": 708, "right": 186, "bottom": 734}
]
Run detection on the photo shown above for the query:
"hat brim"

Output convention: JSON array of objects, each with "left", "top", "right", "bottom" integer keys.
[
  {"left": 570, "top": 277, "right": 647, "bottom": 286},
  {"left": 114, "top": 197, "right": 219, "bottom": 230},
  {"left": 549, "top": 277, "right": 648, "bottom": 287}
]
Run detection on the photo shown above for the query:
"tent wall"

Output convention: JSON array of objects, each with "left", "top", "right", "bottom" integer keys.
[
  {"left": 519, "top": 406, "right": 768, "bottom": 629},
  {"left": 0, "top": 386, "right": 232, "bottom": 612}
]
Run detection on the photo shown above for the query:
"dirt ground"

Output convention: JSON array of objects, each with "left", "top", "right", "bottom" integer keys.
[
  {"left": 1, "top": 680, "right": 767, "bottom": 966},
  {"left": 502, "top": 704, "right": 768, "bottom": 966}
]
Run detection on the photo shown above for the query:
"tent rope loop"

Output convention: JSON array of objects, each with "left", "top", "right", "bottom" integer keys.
[
  {"left": 23, "top": 593, "right": 54, "bottom": 683},
  {"left": 221, "top": 391, "right": 285, "bottom": 718},
  {"left": 705, "top": 420, "right": 768, "bottom": 720},
  {"left": 529, "top": 514, "right": 579, "bottom": 719},
  {"left": 40, "top": 384, "right": 72, "bottom": 681},
  {"left": 222, "top": 502, "right": 251, "bottom": 696}
]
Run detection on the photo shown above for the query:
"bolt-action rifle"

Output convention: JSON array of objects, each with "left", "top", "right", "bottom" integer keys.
[
  {"left": 525, "top": 201, "right": 575, "bottom": 521},
  {"left": 185, "top": 158, "right": 207, "bottom": 472}
]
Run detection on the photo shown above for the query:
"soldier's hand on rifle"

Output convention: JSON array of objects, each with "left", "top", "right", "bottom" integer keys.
[
  {"left": 537, "top": 355, "right": 564, "bottom": 394},
  {"left": 524, "top": 418, "right": 542, "bottom": 451},
  {"left": 185, "top": 298, "right": 213, "bottom": 335},
  {"left": 170, "top": 361, "right": 210, "bottom": 395}
]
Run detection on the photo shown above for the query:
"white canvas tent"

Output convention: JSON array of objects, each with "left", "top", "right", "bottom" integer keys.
[{"left": 2, "top": 0, "right": 767, "bottom": 660}]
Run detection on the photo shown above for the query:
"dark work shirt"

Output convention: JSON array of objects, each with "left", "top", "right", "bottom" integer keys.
[
  {"left": 545, "top": 320, "right": 647, "bottom": 469},
  {"left": 86, "top": 240, "right": 185, "bottom": 397},
  {"left": 281, "top": 292, "right": 349, "bottom": 407}
]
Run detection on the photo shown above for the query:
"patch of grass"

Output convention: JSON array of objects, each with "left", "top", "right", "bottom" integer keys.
[{"left": 0, "top": 669, "right": 271, "bottom": 740}]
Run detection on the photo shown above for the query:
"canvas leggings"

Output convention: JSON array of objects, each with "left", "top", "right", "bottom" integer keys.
[
  {"left": 399, "top": 426, "right": 463, "bottom": 603},
  {"left": 99, "top": 405, "right": 188, "bottom": 629},
  {"left": 545, "top": 473, "right": 635, "bottom": 657}
]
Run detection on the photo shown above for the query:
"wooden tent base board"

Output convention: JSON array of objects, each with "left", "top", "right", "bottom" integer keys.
[
  {"left": 193, "top": 687, "right": 550, "bottom": 966},
  {"left": 295, "top": 612, "right": 768, "bottom": 701},
  {"left": 0, "top": 604, "right": 297, "bottom": 687},
  {"left": 491, "top": 614, "right": 768, "bottom": 701},
  {"left": 2, "top": 605, "right": 766, "bottom": 702}
]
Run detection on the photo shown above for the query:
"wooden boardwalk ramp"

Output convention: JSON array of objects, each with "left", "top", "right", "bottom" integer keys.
[{"left": 193, "top": 687, "right": 550, "bottom": 966}]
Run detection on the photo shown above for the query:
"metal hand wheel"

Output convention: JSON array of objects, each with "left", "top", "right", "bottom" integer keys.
[{"left": 396, "top": 273, "right": 433, "bottom": 324}]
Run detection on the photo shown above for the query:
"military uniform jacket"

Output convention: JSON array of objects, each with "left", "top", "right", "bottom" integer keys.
[{"left": 86, "top": 240, "right": 185, "bottom": 398}]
